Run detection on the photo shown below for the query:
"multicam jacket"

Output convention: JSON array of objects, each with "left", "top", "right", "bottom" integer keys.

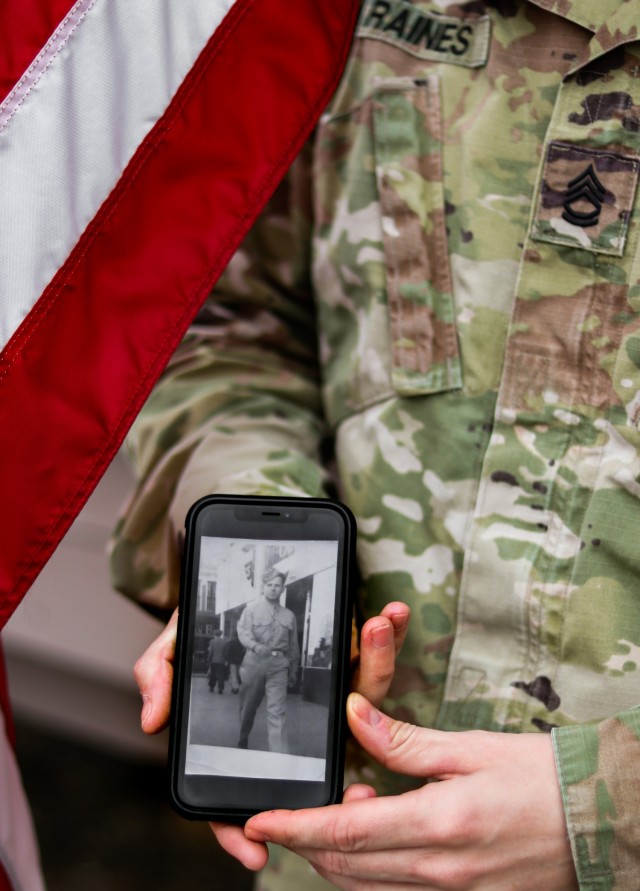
[{"left": 111, "top": 1, "right": 640, "bottom": 887}]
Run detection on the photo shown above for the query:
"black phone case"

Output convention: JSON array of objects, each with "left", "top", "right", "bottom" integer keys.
[{"left": 168, "top": 494, "right": 356, "bottom": 822}]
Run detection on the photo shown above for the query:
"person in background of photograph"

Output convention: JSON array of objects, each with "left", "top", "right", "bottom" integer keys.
[
  {"left": 310, "top": 638, "right": 331, "bottom": 669},
  {"left": 223, "top": 633, "right": 245, "bottom": 694},
  {"left": 235, "top": 569, "right": 299, "bottom": 752},
  {"left": 207, "top": 628, "right": 229, "bottom": 695}
]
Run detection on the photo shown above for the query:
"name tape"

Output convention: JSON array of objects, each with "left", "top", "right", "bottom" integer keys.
[{"left": 358, "top": 0, "right": 491, "bottom": 68}]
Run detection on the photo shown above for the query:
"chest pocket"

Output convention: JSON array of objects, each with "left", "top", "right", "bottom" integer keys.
[
  {"left": 251, "top": 621, "right": 273, "bottom": 644},
  {"left": 254, "top": 616, "right": 292, "bottom": 648},
  {"left": 313, "top": 71, "right": 461, "bottom": 428}
]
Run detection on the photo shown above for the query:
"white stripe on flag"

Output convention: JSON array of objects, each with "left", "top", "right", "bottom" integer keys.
[{"left": 0, "top": 0, "right": 237, "bottom": 350}]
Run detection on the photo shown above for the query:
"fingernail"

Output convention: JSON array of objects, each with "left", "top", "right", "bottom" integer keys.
[
  {"left": 350, "top": 692, "right": 382, "bottom": 726},
  {"left": 245, "top": 820, "right": 271, "bottom": 842},
  {"left": 389, "top": 610, "right": 409, "bottom": 627},
  {"left": 247, "top": 829, "right": 270, "bottom": 843},
  {"left": 141, "top": 694, "right": 152, "bottom": 729},
  {"left": 370, "top": 624, "right": 392, "bottom": 649}
]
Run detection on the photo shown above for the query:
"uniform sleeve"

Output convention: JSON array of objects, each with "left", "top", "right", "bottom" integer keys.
[
  {"left": 237, "top": 605, "right": 257, "bottom": 652},
  {"left": 109, "top": 144, "right": 329, "bottom": 615},
  {"left": 552, "top": 707, "right": 640, "bottom": 891}
]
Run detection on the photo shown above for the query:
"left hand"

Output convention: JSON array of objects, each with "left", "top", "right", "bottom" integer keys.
[{"left": 243, "top": 693, "right": 578, "bottom": 890}]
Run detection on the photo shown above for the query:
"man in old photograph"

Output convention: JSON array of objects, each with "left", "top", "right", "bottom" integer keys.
[{"left": 236, "top": 568, "right": 299, "bottom": 753}]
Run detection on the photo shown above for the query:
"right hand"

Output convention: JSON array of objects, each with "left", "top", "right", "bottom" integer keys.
[{"left": 253, "top": 643, "right": 272, "bottom": 658}]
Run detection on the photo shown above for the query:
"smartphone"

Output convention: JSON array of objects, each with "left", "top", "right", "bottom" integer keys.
[{"left": 168, "top": 494, "right": 356, "bottom": 822}]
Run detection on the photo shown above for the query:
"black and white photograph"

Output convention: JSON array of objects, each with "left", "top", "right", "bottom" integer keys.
[{"left": 184, "top": 537, "right": 339, "bottom": 782}]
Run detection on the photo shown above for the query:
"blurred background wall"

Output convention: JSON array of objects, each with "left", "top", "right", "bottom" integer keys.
[{"left": 3, "top": 453, "right": 253, "bottom": 891}]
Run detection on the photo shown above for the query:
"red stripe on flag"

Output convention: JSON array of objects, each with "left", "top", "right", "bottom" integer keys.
[
  {"left": 0, "top": 0, "right": 359, "bottom": 627},
  {"left": 0, "top": 0, "right": 77, "bottom": 103}
]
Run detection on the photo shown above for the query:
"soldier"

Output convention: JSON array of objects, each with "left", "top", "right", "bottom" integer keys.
[
  {"left": 236, "top": 569, "right": 299, "bottom": 752},
  {"left": 120, "top": 0, "right": 640, "bottom": 888}
]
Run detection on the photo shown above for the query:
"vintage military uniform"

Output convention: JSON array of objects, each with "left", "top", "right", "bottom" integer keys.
[
  {"left": 237, "top": 598, "right": 299, "bottom": 752},
  {"left": 111, "top": 0, "right": 640, "bottom": 887}
]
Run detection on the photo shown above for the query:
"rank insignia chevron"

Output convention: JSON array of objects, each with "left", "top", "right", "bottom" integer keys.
[{"left": 562, "top": 164, "right": 607, "bottom": 228}]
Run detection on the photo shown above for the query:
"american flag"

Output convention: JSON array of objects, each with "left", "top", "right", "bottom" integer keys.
[{"left": 0, "top": 0, "right": 359, "bottom": 628}]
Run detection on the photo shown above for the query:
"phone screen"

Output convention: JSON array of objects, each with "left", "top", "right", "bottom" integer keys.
[{"left": 169, "top": 496, "right": 355, "bottom": 821}]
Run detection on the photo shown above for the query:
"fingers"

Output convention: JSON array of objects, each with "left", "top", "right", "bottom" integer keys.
[
  {"left": 346, "top": 692, "right": 424, "bottom": 777},
  {"left": 346, "top": 693, "right": 482, "bottom": 780},
  {"left": 133, "top": 607, "right": 179, "bottom": 734},
  {"left": 352, "top": 603, "right": 410, "bottom": 707},
  {"left": 379, "top": 602, "right": 411, "bottom": 651},
  {"left": 341, "top": 784, "right": 378, "bottom": 804},
  {"left": 244, "top": 790, "right": 428, "bottom": 853},
  {"left": 210, "top": 822, "right": 269, "bottom": 871}
]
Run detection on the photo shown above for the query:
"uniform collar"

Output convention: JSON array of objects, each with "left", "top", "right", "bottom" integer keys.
[
  {"left": 527, "top": 0, "right": 640, "bottom": 75},
  {"left": 527, "top": 0, "right": 624, "bottom": 34}
]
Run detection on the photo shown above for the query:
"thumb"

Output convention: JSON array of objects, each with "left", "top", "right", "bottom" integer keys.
[
  {"left": 134, "top": 608, "right": 179, "bottom": 734},
  {"left": 346, "top": 692, "right": 471, "bottom": 780}
]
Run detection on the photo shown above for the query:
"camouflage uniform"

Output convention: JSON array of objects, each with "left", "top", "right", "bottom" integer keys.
[{"left": 111, "top": 1, "right": 640, "bottom": 888}]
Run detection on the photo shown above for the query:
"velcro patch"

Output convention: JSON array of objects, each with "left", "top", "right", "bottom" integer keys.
[
  {"left": 357, "top": 0, "right": 490, "bottom": 68},
  {"left": 531, "top": 142, "right": 640, "bottom": 257}
]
